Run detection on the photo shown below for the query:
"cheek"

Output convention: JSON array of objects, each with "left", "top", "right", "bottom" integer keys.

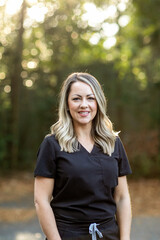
[
  {"left": 92, "top": 102, "right": 97, "bottom": 112},
  {"left": 68, "top": 101, "right": 77, "bottom": 111}
]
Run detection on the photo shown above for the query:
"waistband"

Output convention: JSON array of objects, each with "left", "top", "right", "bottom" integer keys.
[{"left": 56, "top": 217, "right": 116, "bottom": 232}]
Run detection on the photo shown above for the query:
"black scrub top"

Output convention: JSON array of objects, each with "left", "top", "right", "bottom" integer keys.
[{"left": 34, "top": 135, "right": 132, "bottom": 224}]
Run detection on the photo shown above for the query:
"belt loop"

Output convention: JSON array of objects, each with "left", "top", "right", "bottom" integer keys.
[{"left": 89, "top": 223, "right": 103, "bottom": 240}]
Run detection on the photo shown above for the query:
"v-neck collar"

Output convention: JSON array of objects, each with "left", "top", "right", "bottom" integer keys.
[{"left": 79, "top": 142, "right": 97, "bottom": 154}]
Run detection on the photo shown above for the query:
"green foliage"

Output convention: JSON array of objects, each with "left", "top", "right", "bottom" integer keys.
[
  {"left": 0, "top": 0, "right": 160, "bottom": 177},
  {"left": 132, "top": 153, "right": 152, "bottom": 178},
  {"left": 131, "top": 154, "right": 160, "bottom": 178}
]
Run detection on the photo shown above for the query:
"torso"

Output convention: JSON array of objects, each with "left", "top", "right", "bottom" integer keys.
[
  {"left": 35, "top": 134, "right": 132, "bottom": 226},
  {"left": 50, "top": 135, "right": 118, "bottom": 224}
]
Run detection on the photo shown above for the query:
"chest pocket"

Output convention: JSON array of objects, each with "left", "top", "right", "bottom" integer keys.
[{"left": 99, "top": 156, "right": 118, "bottom": 188}]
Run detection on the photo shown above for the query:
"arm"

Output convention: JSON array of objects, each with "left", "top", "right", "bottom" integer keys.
[
  {"left": 34, "top": 177, "right": 61, "bottom": 240},
  {"left": 114, "top": 176, "right": 132, "bottom": 240}
]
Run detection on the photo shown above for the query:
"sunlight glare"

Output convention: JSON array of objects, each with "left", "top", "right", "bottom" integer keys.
[
  {"left": 82, "top": 3, "right": 104, "bottom": 27},
  {"left": 27, "top": 60, "right": 38, "bottom": 69},
  {"left": 26, "top": 0, "right": 38, "bottom": 4},
  {"left": 0, "top": 72, "right": 6, "bottom": 79},
  {"left": 4, "top": 26, "right": 11, "bottom": 34},
  {"left": 117, "top": 2, "right": 126, "bottom": 12},
  {"left": 89, "top": 33, "right": 101, "bottom": 45},
  {"left": 0, "top": 0, "right": 5, "bottom": 7},
  {"left": 23, "top": 79, "right": 33, "bottom": 87},
  {"left": 31, "top": 48, "right": 38, "bottom": 56},
  {"left": 105, "top": 5, "right": 117, "bottom": 18},
  {"left": 82, "top": 3, "right": 117, "bottom": 28},
  {"left": 118, "top": 15, "right": 130, "bottom": 27},
  {"left": 103, "top": 37, "right": 117, "bottom": 49},
  {"left": 5, "top": 0, "right": 23, "bottom": 15},
  {"left": 102, "top": 23, "right": 119, "bottom": 37},
  {"left": 27, "top": 4, "right": 48, "bottom": 23},
  {"left": 121, "top": 0, "right": 129, "bottom": 3},
  {"left": 4, "top": 85, "right": 11, "bottom": 93}
]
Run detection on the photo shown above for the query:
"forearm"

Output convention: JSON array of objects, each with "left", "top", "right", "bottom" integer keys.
[
  {"left": 35, "top": 202, "right": 61, "bottom": 240},
  {"left": 116, "top": 195, "right": 132, "bottom": 240}
]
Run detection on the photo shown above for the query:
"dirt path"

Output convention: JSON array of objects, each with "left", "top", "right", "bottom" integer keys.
[
  {"left": 0, "top": 172, "right": 160, "bottom": 240},
  {"left": 1, "top": 216, "right": 160, "bottom": 240}
]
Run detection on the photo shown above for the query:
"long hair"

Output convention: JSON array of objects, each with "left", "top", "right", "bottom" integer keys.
[{"left": 51, "top": 72, "right": 118, "bottom": 155}]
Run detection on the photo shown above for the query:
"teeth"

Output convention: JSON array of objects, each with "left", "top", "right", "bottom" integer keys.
[{"left": 79, "top": 112, "right": 89, "bottom": 114}]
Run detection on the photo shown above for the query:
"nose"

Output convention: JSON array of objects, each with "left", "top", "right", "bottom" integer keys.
[{"left": 80, "top": 98, "right": 88, "bottom": 108}]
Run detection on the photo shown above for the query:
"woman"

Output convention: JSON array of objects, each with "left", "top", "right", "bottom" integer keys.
[{"left": 34, "top": 72, "right": 132, "bottom": 240}]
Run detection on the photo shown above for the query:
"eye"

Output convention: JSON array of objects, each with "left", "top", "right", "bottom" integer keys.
[
  {"left": 72, "top": 97, "right": 80, "bottom": 101},
  {"left": 88, "top": 97, "right": 95, "bottom": 100}
]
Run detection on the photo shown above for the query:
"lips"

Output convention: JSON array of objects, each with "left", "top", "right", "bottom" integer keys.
[{"left": 78, "top": 111, "right": 90, "bottom": 117}]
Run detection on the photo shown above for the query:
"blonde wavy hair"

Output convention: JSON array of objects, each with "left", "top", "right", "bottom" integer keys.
[{"left": 51, "top": 72, "right": 118, "bottom": 155}]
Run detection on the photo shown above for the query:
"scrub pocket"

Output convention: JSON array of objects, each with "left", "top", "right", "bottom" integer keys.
[
  {"left": 99, "top": 156, "right": 118, "bottom": 188},
  {"left": 100, "top": 219, "right": 120, "bottom": 240},
  {"left": 59, "top": 229, "right": 91, "bottom": 240}
]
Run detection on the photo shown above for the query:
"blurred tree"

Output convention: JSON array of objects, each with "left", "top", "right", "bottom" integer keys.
[
  {"left": 9, "top": 1, "right": 26, "bottom": 168},
  {"left": 0, "top": 0, "right": 159, "bottom": 176}
]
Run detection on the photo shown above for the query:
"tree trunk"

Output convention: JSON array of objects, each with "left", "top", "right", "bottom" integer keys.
[{"left": 9, "top": 1, "right": 26, "bottom": 168}]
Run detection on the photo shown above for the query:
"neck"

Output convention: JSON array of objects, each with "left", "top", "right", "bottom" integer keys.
[{"left": 74, "top": 123, "right": 92, "bottom": 141}]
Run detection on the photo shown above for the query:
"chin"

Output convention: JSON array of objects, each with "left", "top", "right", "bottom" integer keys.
[{"left": 77, "top": 120, "right": 92, "bottom": 125}]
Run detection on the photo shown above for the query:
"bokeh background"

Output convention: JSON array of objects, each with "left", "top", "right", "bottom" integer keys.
[
  {"left": 0, "top": 0, "right": 160, "bottom": 239},
  {"left": 0, "top": 0, "right": 160, "bottom": 177}
]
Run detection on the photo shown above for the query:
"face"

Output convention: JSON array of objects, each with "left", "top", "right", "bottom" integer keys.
[{"left": 68, "top": 81, "right": 97, "bottom": 128}]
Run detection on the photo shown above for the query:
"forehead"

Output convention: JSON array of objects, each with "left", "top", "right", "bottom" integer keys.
[{"left": 69, "top": 81, "right": 94, "bottom": 95}]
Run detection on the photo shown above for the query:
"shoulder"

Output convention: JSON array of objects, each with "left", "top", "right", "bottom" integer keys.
[
  {"left": 113, "top": 136, "right": 121, "bottom": 151},
  {"left": 40, "top": 134, "right": 60, "bottom": 151},
  {"left": 44, "top": 134, "right": 57, "bottom": 143},
  {"left": 112, "top": 136, "right": 126, "bottom": 158}
]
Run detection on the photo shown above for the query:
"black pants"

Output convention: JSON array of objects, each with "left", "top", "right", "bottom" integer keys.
[{"left": 55, "top": 218, "right": 120, "bottom": 240}]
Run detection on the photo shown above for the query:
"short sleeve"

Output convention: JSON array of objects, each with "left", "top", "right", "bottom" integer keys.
[
  {"left": 112, "top": 136, "right": 132, "bottom": 177},
  {"left": 34, "top": 136, "right": 56, "bottom": 178}
]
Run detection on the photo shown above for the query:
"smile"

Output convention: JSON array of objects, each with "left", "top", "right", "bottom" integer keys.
[
  {"left": 78, "top": 111, "right": 90, "bottom": 116},
  {"left": 78, "top": 111, "right": 90, "bottom": 114}
]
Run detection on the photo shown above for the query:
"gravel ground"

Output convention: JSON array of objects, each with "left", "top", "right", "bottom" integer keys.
[
  {"left": 0, "top": 216, "right": 160, "bottom": 240},
  {"left": 0, "top": 174, "right": 160, "bottom": 240}
]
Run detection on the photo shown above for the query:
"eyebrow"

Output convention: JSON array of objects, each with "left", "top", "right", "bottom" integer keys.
[{"left": 71, "top": 94, "right": 94, "bottom": 97}]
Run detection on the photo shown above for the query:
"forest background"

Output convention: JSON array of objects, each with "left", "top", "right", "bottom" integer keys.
[{"left": 0, "top": 0, "right": 160, "bottom": 178}]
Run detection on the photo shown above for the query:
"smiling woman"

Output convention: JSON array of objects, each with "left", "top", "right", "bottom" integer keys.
[
  {"left": 51, "top": 72, "right": 118, "bottom": 154},
  {"left": 67, "top": 81, "right": 97, "bottom": 128},
  {"left": 34, "top": 72, "right": 132, "bottom": 240}
]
